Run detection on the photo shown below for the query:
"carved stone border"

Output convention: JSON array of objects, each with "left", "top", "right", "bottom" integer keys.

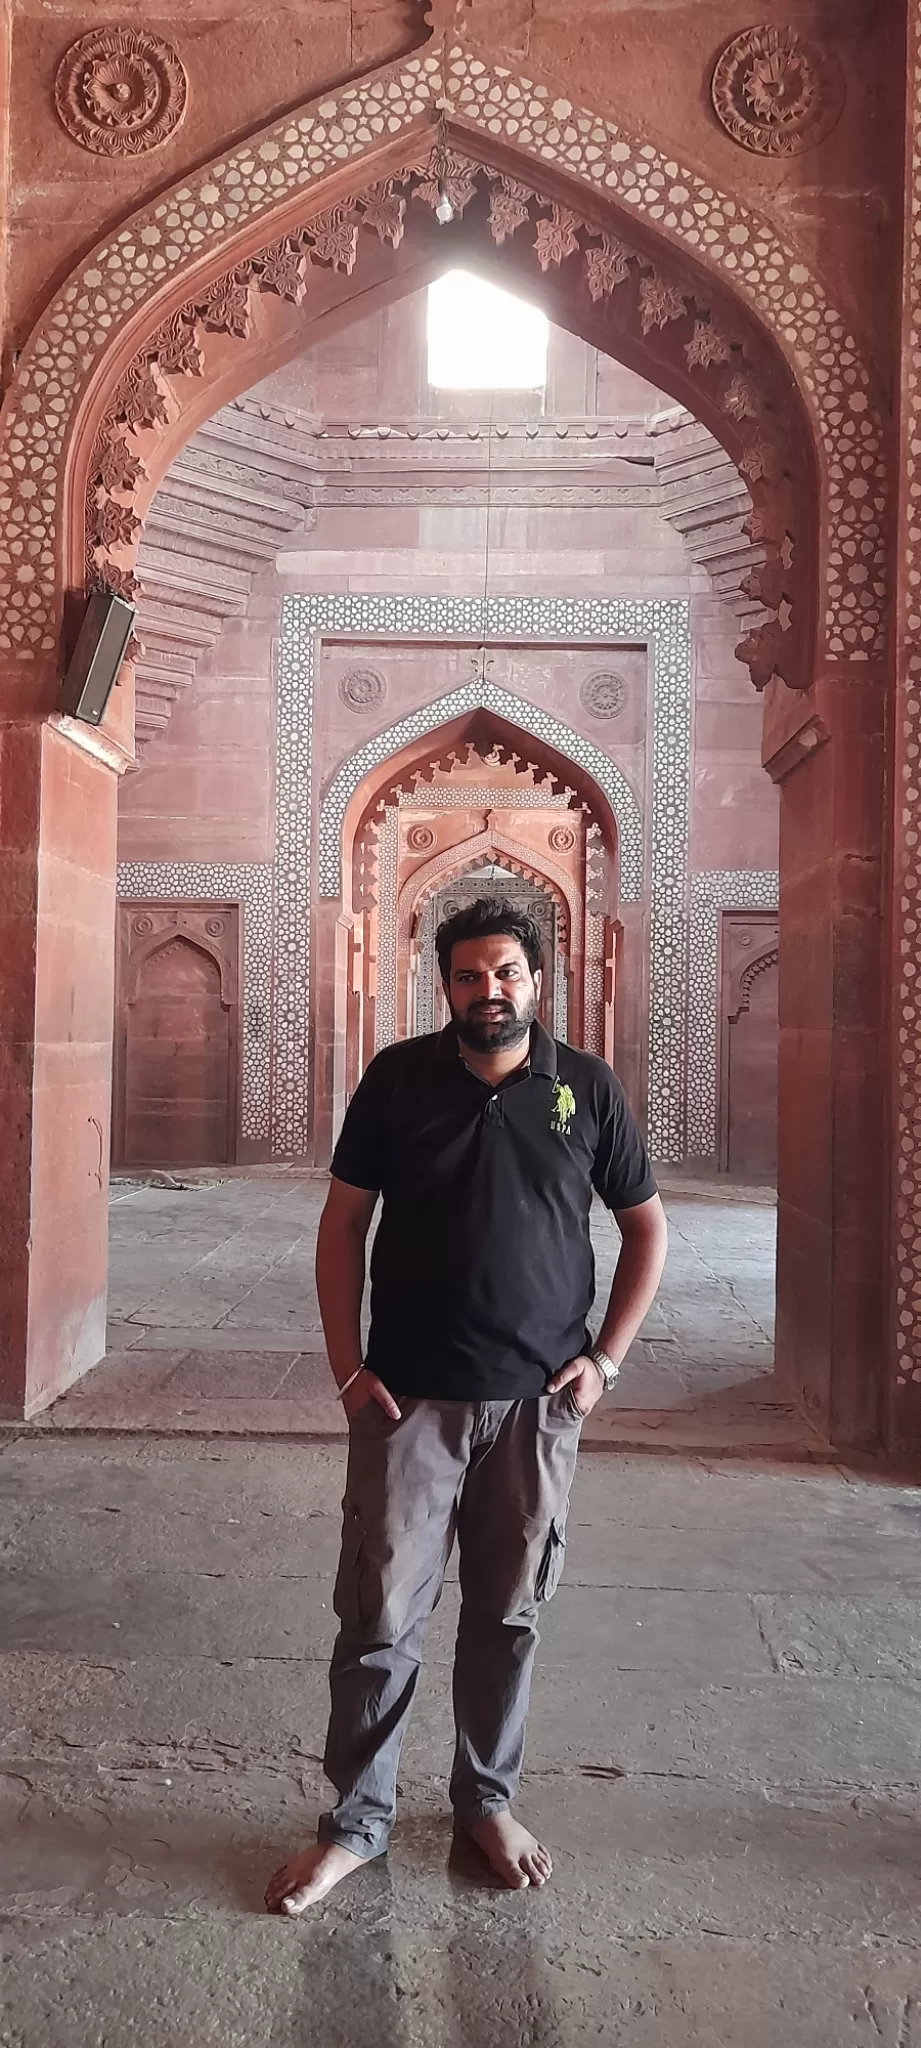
[
  {"left": 84, "top": 152, "right": 808, "bottom": 699},
  {"left": 0, "top": 37, "right": 885, "bottom": 667},
  {"left": 893, "top": 8, "right": 921, "bottom": 1411},
  {"left": 686, "top": 869, "right": 779, "bottom": 1157},
  {"left": 282, "top": 592, "right": 691, "bottom": 1162}
]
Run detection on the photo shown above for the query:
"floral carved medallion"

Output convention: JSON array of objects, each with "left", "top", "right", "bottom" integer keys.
[
  {"left": 581, "top": 672, "right": 627, "bottom": 719},
  {"left": 54, "top": 28, "right": 188, "bottom": 156},
  {"left": 711, "top": 25, "right": 844, "bottom": 157},
  {"left": 339, "top": 666, "right": 386, "bottom": 712}
]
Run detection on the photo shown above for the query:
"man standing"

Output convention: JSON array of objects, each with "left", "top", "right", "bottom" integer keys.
[{"left": 266, "top": 898, "right": 667, "bottom": 1915}]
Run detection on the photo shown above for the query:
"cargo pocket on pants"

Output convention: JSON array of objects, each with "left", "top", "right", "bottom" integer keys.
[
  {"left": 535, "top": 1517, "right": 568, "bottom": 1604},
  {"left": 334, "top": 1502, "right": 367, "bottom": 1629}
]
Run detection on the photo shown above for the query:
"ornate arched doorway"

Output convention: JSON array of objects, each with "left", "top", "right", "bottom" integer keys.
[
  {"left": 325, "top": 705, "right": 622, "bottom": 1159},
  {"left": 415, "top": 866, "right": 561, "bottom": 1040},
  {"left": 0, "top": 29, "right": 896, "bottom": 1458}
]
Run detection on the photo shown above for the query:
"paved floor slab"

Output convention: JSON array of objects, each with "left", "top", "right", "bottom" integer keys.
[
  {"left": 2, "top": 1434, "right": 920, "bottom": 2043},
  {"left": 17, "top": 1175, "right": 825, "bottom": 1456}
]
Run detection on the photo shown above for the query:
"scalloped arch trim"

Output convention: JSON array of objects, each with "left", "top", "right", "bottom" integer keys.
[{"left": 0, "top": 36, "right": 885, "bottom": 662}]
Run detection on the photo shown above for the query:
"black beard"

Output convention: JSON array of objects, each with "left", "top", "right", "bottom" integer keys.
[{"left": 452, "top": 994, "right": 536, "bottom": 1053}]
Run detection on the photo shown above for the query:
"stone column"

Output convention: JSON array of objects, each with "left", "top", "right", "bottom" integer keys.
[
  {"left": 891, "top": 4, "right": 921, "bottom": 1454},
  {"left": 763, "top": 668, "right": 886, "bottom": 1450},
  {"left": 0, "top": 717, "right": 119, "bottom": 1419}
]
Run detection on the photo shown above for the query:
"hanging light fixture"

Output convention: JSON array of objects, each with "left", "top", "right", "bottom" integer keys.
[
  {"left": 433, "top": 110, "right": 455, "bottom": 225},
  {"left": 470, "top": 395, "right": 496, "bottom": 691}
]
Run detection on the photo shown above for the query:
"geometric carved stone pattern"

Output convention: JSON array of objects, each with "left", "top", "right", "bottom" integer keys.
[
  {"left": 85, "top": 150, "right": 803, "bottom": 695},
  {"left": 374, "top": 806, "right": 401, "bottom": 1050},
  {"left": 443, "top": 43, "right": 884, "bottom": 662},
  {"left": 116, "top": 861, "right": 272, "bottom": 1142},
  {"left": 288, "top": 591, "right": 692, "bottom": 1162},
  {"left": 0, "top": 39, "right": 885, "bottom": 673},
  {"left": 114, "top": 612, "right": 731, "bottom": 1165},
  {"left": 686, "top": 869, "right": 779, "bottom": 1157},
  {"left": 894, "top": 8, "right": 921, "bottom": 1398},
  {"left": 398, "top": 786, "right": 570, "bottom": 811}
]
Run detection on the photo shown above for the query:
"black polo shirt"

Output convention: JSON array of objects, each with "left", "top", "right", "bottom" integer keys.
[{"left": 330, "top": 1021, "right": 657, "bottom": 1401}]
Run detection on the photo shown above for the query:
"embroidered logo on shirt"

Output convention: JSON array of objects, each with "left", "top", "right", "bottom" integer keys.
[{"left": 550, "top": 1079, "right": 576, "bottom": 1136}]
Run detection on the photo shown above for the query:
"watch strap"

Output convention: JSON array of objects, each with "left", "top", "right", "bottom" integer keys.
[{"left": 590, "top": 1345, "right": 620, "bottom": 1390}]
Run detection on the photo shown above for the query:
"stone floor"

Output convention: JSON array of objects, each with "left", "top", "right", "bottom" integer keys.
[
  {"left": 2, "top": 1434, "right": 921, "bottom": 2043},
  {"left": 33, "top": 1171, "right": 814, "bottom": 1456}
]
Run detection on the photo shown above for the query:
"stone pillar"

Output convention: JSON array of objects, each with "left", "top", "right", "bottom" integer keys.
[
  {"left": 0, "top": 718, "right": 119, "bottom": 1419},
  {"left": 764, "top": 668, "right": 886, "bottom": 1450},
  {"left": 887, "top": 4, "right": 921, "bottom": 1455}
]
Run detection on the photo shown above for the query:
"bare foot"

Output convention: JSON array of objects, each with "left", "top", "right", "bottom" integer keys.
[
  {"left": 463, "top": 1811, "right": 553, "bottom": 1890},
  {"left": 264, "top": 1841, "right": 367, "bottom": 1916}
]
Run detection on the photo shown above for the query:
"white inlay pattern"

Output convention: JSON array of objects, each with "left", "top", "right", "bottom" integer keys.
[
  {"left": 0, "top": 41, "right": 885, "bottom": 669},
  {"left": 282, "top": 593, "right": 691, "bottom": 1161},
  {"left": 375, "top": 805, "right": 400, "bottom": 1051},
  {"left": 894, "top": 6, "right": 921, "bottom": 1393}
]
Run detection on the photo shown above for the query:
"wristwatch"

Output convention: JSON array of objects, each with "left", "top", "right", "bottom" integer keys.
[{"left": 589, "top": 1345, "right": 620, "bottom": 1392}]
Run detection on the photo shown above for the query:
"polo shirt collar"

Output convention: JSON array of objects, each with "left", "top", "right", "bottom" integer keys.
[{"left": 435, "top": 1019, "right": 558, "bottom": 1079}]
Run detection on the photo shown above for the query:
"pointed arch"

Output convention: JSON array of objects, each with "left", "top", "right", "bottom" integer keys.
[
  {"left": 124, "top": 919, "right": 232, "bottom": 1007},
  {"left": 322, "top": 678, "right": 642, "bottom": 903},
  {"left": 396, "top": 824, "right": 583, "bottom": 960},
  {"left": 398, "top": 831, "right": 582, "bottom": 1044},
  {"left": 0, "top": 32, "right": 884, "bottom": 692}
]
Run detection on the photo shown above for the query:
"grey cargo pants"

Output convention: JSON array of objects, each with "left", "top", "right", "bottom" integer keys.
[{"left": 318, "top": 1390, "right": 583, "bottom": 1860}]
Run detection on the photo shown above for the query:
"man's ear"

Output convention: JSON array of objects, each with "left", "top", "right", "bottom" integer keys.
[{"left": 534, "top": 966, "right": 543, "bottom": 997}]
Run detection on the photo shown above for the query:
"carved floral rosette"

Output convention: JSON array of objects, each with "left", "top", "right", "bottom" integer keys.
[
  {"left": 581, "top": 672, "right": 627, "bottom": 719},
  {"left": 339, "top": 667, "right": 386, "bottom": 713},
  {"left": 711, "top": 25, "right": 844, "bottom": 157},
  {"left": 54, "top": 28, "right": 188, "bottom": 157}
]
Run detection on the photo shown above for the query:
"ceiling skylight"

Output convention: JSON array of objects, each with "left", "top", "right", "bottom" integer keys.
[{"left": 427, "top": 270, "right": 548, "bottom": 391}]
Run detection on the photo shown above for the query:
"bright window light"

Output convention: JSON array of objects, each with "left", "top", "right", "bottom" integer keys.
[{"left": 427, "top": 270, "right": 548, "bottom": 390}]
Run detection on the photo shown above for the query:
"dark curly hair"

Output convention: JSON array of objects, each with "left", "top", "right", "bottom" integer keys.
[{"left": 435, "top": 897, "right": 542, "bottom": 982}]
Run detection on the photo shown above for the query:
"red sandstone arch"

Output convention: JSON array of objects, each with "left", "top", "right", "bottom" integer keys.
[
  {"left": 0, "top": 32, "right": 893, "bottom": 1459},
  {"left": 404, "top": 840, "right": 576, "bottom": 1041},
  {"left": 72, "top": 140, "right": 817, "bottom": 724},
  {"left": 400, "top": 832, "right": 580, "bottom": 954},
  {"left": 0, "top": 31, "right": 885, "bottom": 708},
  {"left": 122, "top": 921, "right": 234, "bottom": 1007},
  {"left": 338, "top": 710, "right": 626, "bottom": 923},
  {"left": 318, "top": 705, "right": 623, "bottom": 1149}
]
